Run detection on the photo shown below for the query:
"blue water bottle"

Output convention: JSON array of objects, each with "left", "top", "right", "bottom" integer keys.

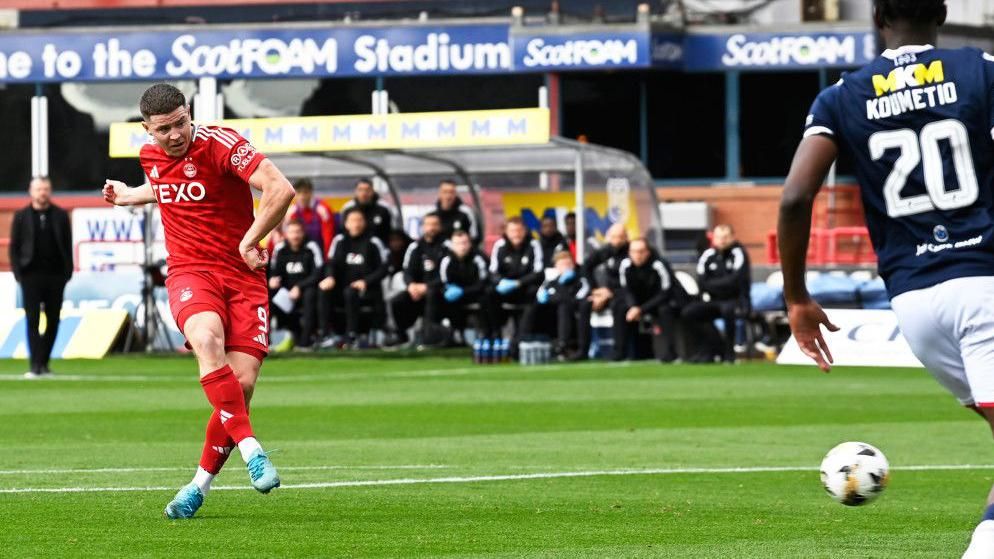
[
  {"left": 481, "top": 339, "right": 492, "bottom": 364},
  {"left": 472, "top": 339, "right": 483, "bottom": 364},
  {"left": 500, "top": 338, "right": 510, "bottom": 363}
]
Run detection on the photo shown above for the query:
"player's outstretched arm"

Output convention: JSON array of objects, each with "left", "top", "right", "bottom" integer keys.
[
  {"left": 780, "top": 135, "right": 841, "bottom": 372},
  {"left": 242, "top": 159, "right": 296, "bottom": 270},
  {"left": 103, "top": 180, "right": 156, "bottom": 207}
]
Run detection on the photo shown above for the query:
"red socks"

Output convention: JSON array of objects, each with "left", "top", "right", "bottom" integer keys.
[
  {"left": 199, "top": 365, "right": 254, "bottom": 445},
  {"left": 199, "top": 409, "right": 234, "bottom": 475}
]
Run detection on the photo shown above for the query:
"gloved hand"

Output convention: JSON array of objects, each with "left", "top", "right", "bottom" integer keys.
[
  {"left": 444, "top": 284, "right": 464, "bottom": 302},
  {"left": 536, "top": 287, "right": 550, "bottom": 304},
  {"left": 496, "top": 278, "right": 520, "bottom": 295},
  {"left": 557, "top": 269, "right": 576, "bottom": 285}
]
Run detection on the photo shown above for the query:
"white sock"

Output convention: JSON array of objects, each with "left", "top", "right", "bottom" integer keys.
[
  {"left": 192, "top": 467, "right": 215, "bottom": 496},
  {"left": 237, "top": 437, "right": 263, "bottom": 462}
]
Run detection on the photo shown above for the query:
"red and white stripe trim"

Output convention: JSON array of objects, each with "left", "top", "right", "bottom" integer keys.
[{"left": 195, "top": 125, "right": 238, "bottom": 148}]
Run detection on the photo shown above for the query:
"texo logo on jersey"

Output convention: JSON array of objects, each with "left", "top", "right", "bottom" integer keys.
[
  {"left": 155, "top": 181, "right": 207, "bottom": 204},
  {"left": 872, "top": 61, "right": 944, "bottom": 97}
]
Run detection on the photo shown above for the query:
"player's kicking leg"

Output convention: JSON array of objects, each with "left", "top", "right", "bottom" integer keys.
[
  {"left": 165, "top": 312, "right": 280, "bottom": 519},
  {"left": 963, "top": 407, "right": 994, "bottom": 559},
  {"left": 893, "top": 277, "right": 994, "bottom": 558}
]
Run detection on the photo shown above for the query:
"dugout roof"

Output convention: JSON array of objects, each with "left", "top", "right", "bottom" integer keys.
[{"left": 266, "top": 136, "right": 664, "bottom": 254}]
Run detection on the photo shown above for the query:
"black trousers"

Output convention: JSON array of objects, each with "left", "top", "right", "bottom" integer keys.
[
  {"left": 522, "top": 297, "right": 593, "bottom": 353},
  {"left": 321, "top": 286, "right": 385, "bottom": 336},
  {"left": 390, "top": 291, "right": 426, "bottom": 333},
  {"left": 425, "top": 288, "right": 494, "bottom": 339},
  {"left": 270, "top": 286, "right": 317, "bottom": 347},
  {"left": 488, "top": 287, "right": 536, "bottom": 346},
  {"left": 681, "top": 300, "right": 740, "bottom": 362},
  {"left": 21, "top": 273, "right": 67, "bottom": 371},
  {"left": 612, "top": 300, "right": 678, "bottom": 362}
]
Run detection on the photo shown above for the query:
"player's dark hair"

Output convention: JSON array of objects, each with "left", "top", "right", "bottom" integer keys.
[
  {"left": 285, "top": 219, "right": 304, "bottom": 229},
  {"left": 343, "top": 207, "right": 366, "bottom": 222},
  {"left": 439, "top": 178, "right": 457, "bottom": 187},
  {"left": 422, "top": 212, "right": 440, "bottom": 222},
  {"left": 140, "top": 83, "right": 186, "bottom": 120},
  {"left": 451, "top": 230, "right": 470, "bottom": 240},
  {"left": 565, "top": 212, "right": 576, "bottom": 220},
  {"left": 293, "top": 178, "right": 313, "bottom": 192},
  {"left": 355, "top": 178, "right": 373, "bottom": 188},
  {"left": 873, "top": 0, "right": 946, "bottom": 26}
]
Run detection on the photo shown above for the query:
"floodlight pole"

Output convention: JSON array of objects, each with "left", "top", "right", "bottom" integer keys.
[
  {"left": 574, "top": 145, "right": 586, "bottom": 264},
  {"left": 30, "top": 90, "right": 48, "bottom": 178}
]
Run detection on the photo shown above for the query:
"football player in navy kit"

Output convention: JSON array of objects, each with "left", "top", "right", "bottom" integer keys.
[{"left": 780, "top": 2, "right": 994, "bottom": 555}]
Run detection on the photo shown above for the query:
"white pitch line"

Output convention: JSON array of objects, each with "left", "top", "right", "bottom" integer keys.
[
  {"left": 0, "top": 465, "right": 449, "bottom": 475},
  {"left": 0, "top": 361, "right": 633, "bottom": 384},
  {"left": 1, "top": 463, "right": 991, "bottom": 495}
]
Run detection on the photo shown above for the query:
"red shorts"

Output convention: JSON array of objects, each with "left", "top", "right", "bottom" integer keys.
[{"left": 165, "top": 269, "right": 269, "bottom": 361}]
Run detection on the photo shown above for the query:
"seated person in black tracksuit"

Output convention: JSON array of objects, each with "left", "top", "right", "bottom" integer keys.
[
  {"left": 488, "top": 217, "right": 545, "bottom": 350},
  {"left": 339, "top": 177, "right": 397, "bottom": 244},
  {"left": 582, "top": 223, "right": 629, "bottom": 314},
  {"left": 269, "top": 220, "right": 323, "bottom": 349},
  {"left": 430, "top": 230, "right": 494, "bottom": 341},
  {"left": 614, "top": 238, "right": 681, "bottom": 362},
  {"left": 318, "top": 209, "right": 389, "bottom": 348},
  {"left": 681, "top": 224, "right": 751, "bottom": 363},
  {"left": 538, "top": 216, "right": 568, "bottom": 269},
  {"left": 388, "top": 213, "right": 449, "bottom": 346},
  {"left": 525, "top": 250, "right": 593, "bottom": 361}
]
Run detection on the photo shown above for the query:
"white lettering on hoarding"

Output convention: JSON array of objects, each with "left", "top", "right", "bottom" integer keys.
[
  {"left": 522, "top": 38, "right": 640, "bottom": 68},
  {"left": 165, "top": 34, "right": 337, "bottom": 76},
  {"left": 721, "top": 34, "right": 857, "bottom": 67},
  {"left": 353, "top": 32, "right": 510, "bottom": 74}
]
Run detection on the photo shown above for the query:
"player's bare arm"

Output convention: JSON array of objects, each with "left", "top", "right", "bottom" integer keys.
[
  {"left": 240, "top": 158, "right": 296, "bottom": 271},
  {"left": 779, "top": 135, "right": 841, "bottom": 372},
  {"left": 103, "top": 180, "right": 156, "bottom": 206}
]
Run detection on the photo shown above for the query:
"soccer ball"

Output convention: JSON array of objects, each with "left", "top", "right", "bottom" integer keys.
[{"left": 819, "top": 441, "right": 890, "bottom": 506}]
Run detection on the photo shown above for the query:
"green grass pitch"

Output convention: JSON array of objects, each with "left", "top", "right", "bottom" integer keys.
[{"left": 1, "top": 355, "right": 991, "bottom": 558}]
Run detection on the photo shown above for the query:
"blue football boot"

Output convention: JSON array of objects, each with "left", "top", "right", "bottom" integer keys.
[
  {"left": 246, "top": 450, "right": 281, "bottom": 494},
  {"left": 164, "top": 482, "right": 204, "bottom": 519}
]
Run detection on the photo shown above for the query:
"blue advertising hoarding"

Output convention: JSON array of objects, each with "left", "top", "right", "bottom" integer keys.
[
  {"left": 0, "top": 23, "right": 877, "bottom": 82},
  {"left": 512, "top": 29, "right": 650, "bottom": 71},
  {"left": 0, "top": 24, "right": 511, "bottom": 82},
  {"left": 682, "top": 30, "right": 877, "bottom": 71}
]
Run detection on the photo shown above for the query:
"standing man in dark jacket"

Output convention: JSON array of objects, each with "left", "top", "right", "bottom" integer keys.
[
  {"left": 340, "top": 178, "right": 396, "bottom": 244},
  {"left": 489, "top": 217, "right": 544, "bottom": 350},
  {"left": 615, "top": 238, "right": 681, "bottom": 362},
  {"left": 432, "top": 230, "right": 493, "bottom": 339},
  {"left": 682, "top": 224, "right": 751, "bottom": 362},
  {"left": 388, "top": 213, "right": 449, "bottom": 346},
  {"left": 9, "top": 177, "right": 73, "bottom": 378},
  {"left": 269, "top": 220, "right": 323, "bottom": 350},
  {"left": 582, "top": 223, "right": 629, "bottom": 313},
  {"left": 318, "top": 209, "right": 389, "bottom": 348},
  {"left": 435, "top": 179, "right": 480, "bottom": 245},
  {"left": 537, "top": 216, "right": 568, "bottom": 269}
]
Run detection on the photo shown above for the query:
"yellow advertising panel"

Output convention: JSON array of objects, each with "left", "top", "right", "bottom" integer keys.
[
  {"left": 501, "top": 192, "right": 640, "bottom": 243},
  {"left": 109, "top": 108, "right": 550, "bottom": 158}
]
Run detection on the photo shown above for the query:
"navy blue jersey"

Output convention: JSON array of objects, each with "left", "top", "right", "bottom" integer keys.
[{"left": 805, "top": 45, "right": 994, "bottom": 297}]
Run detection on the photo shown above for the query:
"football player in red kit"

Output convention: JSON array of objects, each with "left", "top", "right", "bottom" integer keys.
[{"left": 103, "top": 84, "right": 295, "bottom": 519}]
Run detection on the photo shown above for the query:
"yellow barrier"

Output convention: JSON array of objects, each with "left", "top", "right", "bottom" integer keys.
[{"left": 110, "top": 108, "right": 551, "bottom": 158}]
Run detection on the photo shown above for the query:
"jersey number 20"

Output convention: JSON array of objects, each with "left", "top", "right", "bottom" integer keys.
[{"left": 869, "top": 118, "right": 979, "bottom": 218}]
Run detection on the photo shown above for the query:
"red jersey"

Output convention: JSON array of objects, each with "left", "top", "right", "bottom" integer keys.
[{"left": 140, "top": 124, "right": 267, "bottom": 277}]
